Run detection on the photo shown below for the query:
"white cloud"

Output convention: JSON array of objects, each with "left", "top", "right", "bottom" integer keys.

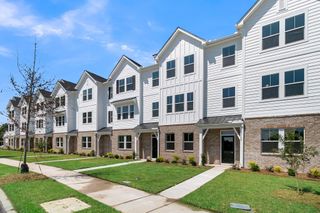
[
  {"left": 121, "top": 44, "right": 134, "bottom": 52},
  {"left": 0, "top": 46, "right": 12, "bottom": 57},
  {"left": 147, "top": 20, "right": 164, "bottom": 32}
]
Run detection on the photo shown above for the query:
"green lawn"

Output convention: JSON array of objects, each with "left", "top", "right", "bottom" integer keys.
[
  {"left": 41, "top": 158, "right": 131, "bottom": 170},
  {"left": 181, "top": 170, "right": 320, "bottom": 213},
  {"left": 0, "top": 164, "right": 18, "bottom": 177},
  {"left": 0, "top": 164, "right": 118, "bottom": 213},
  {"left": 84, "top": 162, "right": 208, "bottom": 193}
]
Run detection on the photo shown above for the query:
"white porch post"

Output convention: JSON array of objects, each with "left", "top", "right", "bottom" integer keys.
[
  {"left": 240, "top": 124, "right": 244, "bottom": 167},
  {"left": 199, "top": 131, "right": 203, "bottom": 166},
  {"left": 65, "top": 135, "right": 69, "bottom": 154},
  {"left": 134, "top": 134, "right": 139, "bottom": 160},
  {"left": 156, "top": 130, "right": 160, "bottom": 159},
  {"left": 96, "top": 134, "right": 101, "bottom": 156}
]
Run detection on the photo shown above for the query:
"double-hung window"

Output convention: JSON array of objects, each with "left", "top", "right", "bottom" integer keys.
[
  {"left": 55, "top": 98, "right": 60, "bottom": 108},
  {"left": 261, "top": 129, "right": 280, "bottom": 153},
  {"left": 166, "top": 60, "right": 175, "bottom": 79},
  {"left": 183, "top": 133, "right": 194, "bottom": 151},
  {"left": 129, "top": 105, "right": 134, "bottom": 118},
  {"left": 56, "top": 116, "right": 65, "bottom": 126},
  {"left": 167, "top": 96, "right": 173, "bottom": 113},
  {"left": 152, "top": 102, "right": 159, "bottom": 117},
  {"left": 187, "top": 92, "right": 193, "bottom": 111},
  {"left": 83, "top": 112, "right": 92, "bottom": 124},
  {"left": 108, "top": 87, "right": 113, "bottom": 99},
  {"left": 126, "top": 76, "right": 134, "bottom": 91},
  {"left": 122, "top": 106, "right": 129, "bottom": 119},
  {"left": 82, "top": 136, "right": 92, "bottom": 149},
  {"left": 284, "top": 128, "right": 304, "bottom": 154},
  {"left": 117, "top": 107, "right": 121, "bottom": 120},
  {"left": 285, "top": 69, "right": 304, "bottom": 97},
  {"left": 87, "top": 112, "right": 92, "bottom": 123},
  {"left": 165, "top": 133, "right": 175, "bottom": 151},
  {"left": 108, "top": 111, "right": 113, "bottom": 123},
  {"left": 60, "top": 96, "right": 66, "bottom": 106},
  {"left": 22, "top": 107, "right": 27, "bottom": 116},
  {"left": 152, "top": 71, "right": 159, "bottom": 87},
  {"left": 262, "top": 21, "right": 279, "bottom": 50},
  {"left": 285, "top": 13, "right": 305, "bottom": 44},
  {"left": 184, "top": 54, "right": 194, "bottom": 74},
  {"left": 262, "top": 73, "right": 279, "bottom": 99},
  {"left": 222, "top": 45, "right": 235, "bottom": 67},
  {"left": 119, "top": 79, "right": 125, "bottom": 93},
  {"left": 83, "top": 112, "right": 87, "bottom": 124},
  {"left": 56, "top": 137, "right": 63, "bottom": 148},
  {"left": 175, "top": 94, "right": 184, "bottom": 112},
  {"left": 88, "top": 88, "right": 92, "bottom": 100},
  {"left": 118, "top": 135, "right": 132, "bottom": 150},
  {"left": 83, "top": 90, "right": 87, "bottom": 101},
  {"left": 222, "top": 87, "right": 235, "bottom": 108}
]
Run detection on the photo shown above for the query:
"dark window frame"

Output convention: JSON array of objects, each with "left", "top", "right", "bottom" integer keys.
[
  {"left": 165, "top": 133, "right": 175, "bottom": 151},
  {"left": 222, "top": 87, "right": 236, "bottom": 108},
  {"left": 152, "top": 102, "right": 159, "bottom": 117},
  {"left": 262, "top": 73, "right": 279, "bottom": 100},
  {"left": 262, "top": 21, "right": 280, "bottom": 50},
  {"left": 184, "top": 54, "right": 194, "bottom": 74},
  {"left": 166, "top": 60, "right": 176, "bottom": 79},
  {"left": 222, "top": 45, "right": 236, "bottom": 67},
  {"left": 183, "top": 133, "right": 194, "bottom": 151},
  {"left": 175, "top": 94, "right": 184, "bottom": 112}
]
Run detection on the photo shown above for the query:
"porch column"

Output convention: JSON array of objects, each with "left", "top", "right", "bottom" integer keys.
[
  {"left": 199, "top": 131, "right": 203, "bottom": 166},
  {"left": 65, "top": 135, "right": 69, "bottom": 154},
  {"left": 134, "top": 134, "right": 140, "bottom": 160},
  {"left": 240, "top": 124, "right": 244, "bottom": 167},
  {"left": 96, "top": 134, "right": 100, "bottom": 156}
]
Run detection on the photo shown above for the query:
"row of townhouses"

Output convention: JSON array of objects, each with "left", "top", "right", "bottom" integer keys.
[{"left": 4, "top": 0, "right": 320, "bottom": 169}]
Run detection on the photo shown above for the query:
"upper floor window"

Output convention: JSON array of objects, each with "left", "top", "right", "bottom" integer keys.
[
  {"left": 83, "top": 88, "right": 93, "bottom": 101},
  {"left": 222, "top": 45, "right": 235, "bottom": 67},
  {"left": 108, "top": 87, "right": 113, "bottom": 99},
  {"left": 167, "top": 96, "right": 173, "bottom": 113},
  {"left": 129, "top": 105, "right": 134, "bottom": 118},
  {"left": 55, "top": 96, "right": 65, "bottom": 107},
  {"left": 116, "top": 79, "right": 125, "bottom": 94},
  {"left": 126, "top": 76, "right": 136, "bottom": 91},
  {"left": 36, "top": 120, "right": 44, "bottom": 129},
  {"left": 82, "top": 136, "right": 92, "bottom": 149},
  {"left": 8, "top": 124, "right": 14, "bottom": 131},
  {"left": 22, "top": 107, "right": 27, "bottom": 116},
  {"left": 9, "top": 110, "right": 14, "bottom": 119},
  {"left": 285, "top": 13, "right": 305, "bottom": 44},
  {"left": 262, "top": 21, "right": 279, "bottom": 50},
  {"left": 108, "top": 111, "right": 113, "bottom": 124},
  {"left": 165, "top": 133, "right": 175, "bottom": 151},
  {"left": 152, "top": 71, "right": 159, "bottom": 87},
  {"left": 166, "top": 60, "right": 176, "bottom": 79},
  {"left": 82, "top": 112, "right": 92, "bottom": 124},
  {"left": 183, "top": 133, "right": 194, "bottom": 151},
  {"left": 285, "top": 69, "right": 304, "bottom": 97},
  {"left": 152, "top": 102, "right": 159, "bottom": 117},
  {"left": 117, "top": 105, "right": 134, "bottom": 120},
  {"left": 187, "top": 92, "right": 194, "bottom": 111},
  {"left": 22, "top": 122, "right": 27, "bottom": 131},
  {"left": 222, "top": 87, "right": 235, "bottom": 108},
  {"left": 262, "top": 73, "right": 279, "bottom": 99},
  {"left": 175, "top": 94, "right": 184, "bottom": 112},
  {"left": 55, "top": 115, "right": 65, "bottom": 127},
  {"left": 117, "top": 107, "right": 121, "bottom": 120},
  {"left": 122, "top": 106, "right": 129, "bottom": 119},
  {"left": 184, "top": 54, "right": 194, "bottom": 74}
]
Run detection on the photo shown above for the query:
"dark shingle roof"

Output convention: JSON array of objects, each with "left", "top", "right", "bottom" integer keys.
[
  {"left": 197, "top": 115, "right": 242, "bottom": 125},
  {"left": 59, "top": 79, "right": 77, "bottom": 91},
  {"left": 124, "top": 55, "right": 142, "bottom": 67},
  {"left": 11, "top": 97, "right": 21, "bottom": 107},
  {"left": 39, "top": 89, "right": 52, "bottom": 98},
  {"left": 98, "top": 127, "right": 112, "bottom": 133},
  {"left": 134, "top": 122, "right": 159, "bottom": 131},
  {"left": 85, "top": 70, "right": 108, "bottom": 83}
]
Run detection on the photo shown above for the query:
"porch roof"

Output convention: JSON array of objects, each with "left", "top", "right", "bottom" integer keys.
[
  {"left": 197, "top": 115, "right": 243, "bottom": 129},
  {"left": 97, "top": 127, "right": 112, "bottom": 135},
  {"left": 110, "top": 97, "right": 137, "bottom": 105},
  {"left": 67, "top": 130, "right": 78, "bottom": 136},
  {"left": 134, "top": 122, "right": 158, "bottom": 133}
]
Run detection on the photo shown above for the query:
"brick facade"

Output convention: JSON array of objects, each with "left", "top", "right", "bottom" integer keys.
[
  {"left": 111, "top": 129, "right": 136, "bottom": 157},
  {"left": 77, "top": 131, "right": 96, "bottom": 154},
  {"left": 245, "top": 114, "right": 320, "bottom": 171}
]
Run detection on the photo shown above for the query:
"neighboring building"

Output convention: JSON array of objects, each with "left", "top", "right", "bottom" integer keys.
[
  {"left": 18, "top": 96, "right": 35, "bottom": 150},
  {"left": 5, "top": 97, "right": 21, "bottom": 149}
]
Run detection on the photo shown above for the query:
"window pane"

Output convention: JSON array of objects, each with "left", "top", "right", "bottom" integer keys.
[
  {"left": 285, "top": 17, "right": 295, "bottom": 31},
  {"left": 262, "top": 142, "right": 279, "bottom": 153},
  {"left": 285, "top": 71, "right": 294, "bottom": 84},
  {"left": 223, "top": 98, "right": 235, "bottom": 108},
  {"left": 271, "top": 22, "right": 279, "bottom": 34},
  {"left": 262, "top": 25, "right": 270, "bottom": 37},
  {"left": 262, "top": 87, "right": 279, "bottom": 99},
  {"left": 184, "top": 64, "right": 194, "bottom": 74},
  {"left": 263, "top": 35, "right": 279, "bottom": 50},
  {"left": 295, "top": 14, "right": 305, "bottom": 28},
  {"left": 286, "top": 28, "right": 304, "bottom": 44},
  {"left": 187, "top": 93, "right": 193, "bottom": 101},
  {"left": 167, "top": 69, "right": 175, "bottom": 78},
  {"left": 285, "top": 142, "right": 303, "bottom": 153},
  {"left": 122, "top": 106, "right": 128, "bottom": 119},
  {"left": 152, "top": 71, "right": 159, "bottom": 79},
  {"left": 295, "top": 69, "right": 304, "bottom": 82},
  {"left": 184, "top": 142, "right": 193, "bottom": 151},
  {"left": 166, "top": 142, "right": 174, "bottom": 150},
  {"left": 223, "top": 55, "right": 235, "bottom": 67},
  {"left": 285, "top": 83, "right": 304, "bottom": 96},
  {"left": 271, "top": 74, "right": 279, "bottom": 86}
]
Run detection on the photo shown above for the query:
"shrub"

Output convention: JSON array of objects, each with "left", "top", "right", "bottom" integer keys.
[
  {"left": 48, "top": 149, "right": 53, "bottom": 154},
  {"left": 126, "top": 155, "right": 133, "bottom": 159},
  {"left": 132, "top": 151, "right": 136, "bottom": 160},
  {"left": 58, "top": 148, "right": 64, "bottom": 154},
  {"left": 106, "top": 152, "right": 114, "bottom": 158},
  {"left": 114, "top": 154, "right": 119, "bottom": 159},
  {"left": 188, "top": 156, "right": 197, "bottom": 166},
  {"left": 87, "top": 150, "right": 95, "bottom": 157},
  {"left": 273, "top": 165, "right": 282, "bottom": 173},
  {"left": 182, "top": 159, "right": 187, "bottom": 165},
  {"left": 201, "top": 154, "right": 207, "bottom": 166},
  {"left": 80, "top": 152, "right": 86, "bottom": 156},
  {"left": 165, "top": 159, "right": 170, "bottom": 163},
  {"left": 173, "top": 155, "right": 180, "bottom": 163},
  {"left": 288, "top": 168, "right": 296, "bottom": 176},
  {"left": 265, "top": 165, "right": 274, "bottom": 172},
  {"left": 119, "top": 155, "right": 124, "bottom": 159},
  {"left": 308, "top": 167, "right": 320, "bottom": 178},
  {"left": 248, "top": 161, "right": 260, "bottom": 172},
  {"left": 156, "top": 156, "right": 164, "bottom": 163}
]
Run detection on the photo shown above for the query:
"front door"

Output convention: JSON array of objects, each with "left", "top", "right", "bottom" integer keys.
[
  {"left": 151, "top": 135, "right": 158, "bottom": 158},
  {"left": 221, "top": 136, "right": 234, "bottom": 163}
]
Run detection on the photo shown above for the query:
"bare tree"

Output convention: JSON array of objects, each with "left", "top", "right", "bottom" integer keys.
[{"left": 8, "top": 42, "right": 54, "bottom": 173}]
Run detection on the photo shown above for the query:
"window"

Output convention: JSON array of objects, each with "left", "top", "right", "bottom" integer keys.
[
  {"left": 117, "top": 79, "right": 125, "bottom": 93},
  {"left": 167, "top": 96, "right": 173, "bottom": 113},
  {"left": 61, "top": 96, "right": 66, "bottom": 106},
  {"left": 82, "top": 112, "right": 87, "bottom": 124},
  {"left": 285, "top": 13, "right": 305, "bottom": 44},
  {"left": 36, "top": 120, "right": 44, "bottom": 129},
  {"left": 118, "top": 135, "right": 132, "bottom": 150},
  {"left": 222, "top": 45, "right": 235, "bottom": 67},
  {"left": 82, "top": 112, "right": 92, "bottom": 124},
  {"left": 152, "top": 102, "right": 159, "bottom": 117},
  {"left": 262, "top": 22, "right": 279, "bottom": 50},
  {"left": 175, "top": 94, "right": 184, "bottom": 112},
  {"left": 9, "top": 110, "right": 14, "bottom": 119},
  {"left": 152, "top": 71, "right": 159, "bottom": 87},
  {"left": 82, "top": 136, "right": 92, "bottom": 149},
  {"left": 126, "top": 76, "right": 134, "bottom": 91},
  {"left": 83, "top": 90, "right": 87, "bottom": 101},
  {"left": 117, "top": 107, "right": 121, "bottom": 120},
  {"left": 262, "top": 73, "right": 279, "bottom": 99},
  {"left": 108, "top": 111, "right": 113, "bottom": 123},
  {"left": 55, "top": 115, "right": 65, "bottom": 127},
  {"left": 187, "top": 92, "right": 193, "bottom": 111},
  {"left": 122, "top": 106, "right": 129, "bottom": 119},
  {"left": 184, "top": 54, "right": 194, "bottom": 74},
  {"left": 55, "top": 98, "right": 60, "bottom": 108},
  {"left": 22, "top": 107, "right": 27, "bottom": 116},
  {"left": 88, "top": 112, "right": 92, "bottom": 123},
  {"left": 9, "top": 124, "right": 14, "bottom": 131},
  {"left": 108, "top": 87, "right": 113, "bottom": 99},
  {"left": 285, "top": 69, "right": 304, "bottom": 97},
  {"left": 88, "top": 88, "right": 92, "bottom": 100},
  {"left": 223, "top": 87, "right": 235, "bottom": 108},
  {"left": 130, "top": 105, "right": 134, "bottom": 118},
  {"left": 166, "top": 60, "right": 175, "bottom": 78},
  {"left": 285, "top": 128, "right": 304, "bottom": 154},
  {"left": 56, "top": 137, "right": 63, "bottom": 148},
  {"left": 165, "top": 133, "right": 175, "bottom": 151},
  {"left": 184, "top": 133, "right": 194, "bottom": 151},
  {"left": 261, "top": 129, "right": 280, "bottom": 153}
]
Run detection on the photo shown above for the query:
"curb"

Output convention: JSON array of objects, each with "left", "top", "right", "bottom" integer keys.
[{"left": 0, "top": 189, "right": 16, "bottom": 213}]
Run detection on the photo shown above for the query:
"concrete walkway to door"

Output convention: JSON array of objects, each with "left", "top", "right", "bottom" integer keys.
[
  {"left": 160, "top": 164, "right": 231, "bottom": 199},
  {"left": 0, "top": 158, "right": 209, "bottom": 213}
]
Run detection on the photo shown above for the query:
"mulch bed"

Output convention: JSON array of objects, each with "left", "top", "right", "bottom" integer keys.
[{"left": 0, "top": 173, "right": 47, "bottom": 186}]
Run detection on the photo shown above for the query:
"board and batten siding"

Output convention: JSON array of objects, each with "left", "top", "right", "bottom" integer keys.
[
  {"left": 242, "top": 0, "right": 320, "bottom": 118},
  {"left": 158, "top": 33, "right": 204, "bottom": 125},
  {"left": 204, "top": 38, "right": 243, "bottom": 117},
  {"left": 34, "top": 93, "right": 53, "bottom": 135},
  {"left": 7, "top": 104, "right": 20, "bottom": 136}
]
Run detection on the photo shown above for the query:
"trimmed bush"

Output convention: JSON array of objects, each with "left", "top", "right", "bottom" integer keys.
[
  {"left": 58, "top": 148, "right": 64, "bottom": 154},
  {"left": 114, "top": 154, "right": 120, "bottom": 159},
  {"left": 182, "top": 159, "right": 188, "bottom": 165},
  {"left": 156, "top": 156, "right": 164, "bottom": 163},
  {"left": 273, "top": 165, "right": 282, "bottom": 173},
  {"left": 265, "top": 166, "right": 274, "bottom": 172},
  {"left": 248, "top": 161, "right": 260, "bottom": 172},
  {"left": 87, "top": 150, "right": 95, "bottom": 157},
  {"left": 188, "top": 156, "right": 197, "bottom": 166},
  {"left": 165, "top": 159, "right": 170, "bottom": 163},
  {"left": 201, "top": 154, "right": 207, "bottom": 166},
  {"left": 173, "top": 155, "right": 180, "bottom": 163},
  {"left": 288, "top": 168, "right": 296, "bottom": 176},
  {"left": 48, "top": 149, "right": 53, "bottom": 154},
  {"left": 308, "top": 167, "right": 320, "bottom": 178},
  {"left": 126, "top": 155, "right": 133, "bottom": 159}
]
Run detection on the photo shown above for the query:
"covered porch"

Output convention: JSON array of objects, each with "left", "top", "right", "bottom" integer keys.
[
  {"left": 96, "top": 127, "right": 112, "bottom": 156},
  {"left": 133, "top": 122, "right": 159, "bottom": 160},
  {"left": 197, "top": 115, "right": 244, "bottom": 167}
]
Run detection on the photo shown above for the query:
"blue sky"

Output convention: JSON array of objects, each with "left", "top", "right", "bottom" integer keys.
[{"left": 0, "top": 0, "right": 256, "bottom": 123}]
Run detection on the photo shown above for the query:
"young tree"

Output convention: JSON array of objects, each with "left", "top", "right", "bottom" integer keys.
[
  {"left": 278, "top": 130, "right": 319, "bottom": 194},
  {"left": 9, "top": 43, "right": 54, "bottom": 173}
]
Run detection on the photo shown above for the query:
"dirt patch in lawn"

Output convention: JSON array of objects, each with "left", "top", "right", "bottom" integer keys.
[
  {"left": 0, "top": 173, "right": 47, "bottom": 186},
  {"left": 273, "top": 189, "right": 320, "bottom": 208}
]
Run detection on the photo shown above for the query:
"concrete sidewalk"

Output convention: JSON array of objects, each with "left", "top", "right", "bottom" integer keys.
[
  {"left": 160, "top": 164, "right": 231, "bottom": 199},
  {"left": 0, "top": 158, "right": 208, "bottom": 213},
  {"left": 36, "top": 157, "right": 96, "bottom": 164},
  {"left": 74, "top": 159, "right": 146, "bottom": 172}
]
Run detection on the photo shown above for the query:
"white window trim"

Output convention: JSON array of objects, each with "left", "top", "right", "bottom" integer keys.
[
  {"left": 118, "top": 135, "right": 132, "bottom": 150},
  {"left": 183, "top": 132, "right": 194, "bottom": 152},
  {"left": 82, "top": 136, "right": 92, "bottom": 149},
  {"left": 166, "top": 59, "right": 176, "bottom": 79},
  {"left": 152, "top": 71, "right": 159, "bottom": 87},
  {"left": 165, "top": 133, "right": 175, "bottom": 152},
  {"left": 221, "top": 44, "right": 237, "bottom": 69},
  {"left": 222, "top": 86, "right": 236, "bottom": 109}
]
